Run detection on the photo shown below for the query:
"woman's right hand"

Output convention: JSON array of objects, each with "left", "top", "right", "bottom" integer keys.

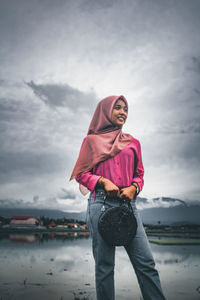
[{"left": 98, "top": 177, "right": 120, "bottom": 198}]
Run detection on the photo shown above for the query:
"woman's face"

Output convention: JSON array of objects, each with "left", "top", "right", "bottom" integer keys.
[{"left": 111, "top": 99, "right": 128, "bottom": 126}]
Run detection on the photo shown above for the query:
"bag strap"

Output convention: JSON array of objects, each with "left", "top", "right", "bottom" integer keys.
[{"left": 120, "top": 201, "right": 134, "bottom": 214}]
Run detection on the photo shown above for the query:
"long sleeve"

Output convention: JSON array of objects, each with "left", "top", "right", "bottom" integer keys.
[
  {"left": 132, "top": 140, "right": 144, "bottom": 194},
  {"left": 76, "top": 171, "right": 101, "bottom": 191},
  {"left": 74, "top": 137, "right": 144, "bottom": 198},
  {"left": 74, "top": 137, "right": 101, "bottom": 191}
]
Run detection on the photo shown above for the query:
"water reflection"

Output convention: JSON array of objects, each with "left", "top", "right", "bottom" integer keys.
[
  {"left": 2, "top": 232, "right": 196, "bottom": 266},
  {"left": 0, "top": 231, "right": 90, "bottom": 244},
  {"left": 154, "top": 250, "right": 190, "bottom": 265},
  {"left": 0, "top": 233, "right": 200, "bottom": 300}
]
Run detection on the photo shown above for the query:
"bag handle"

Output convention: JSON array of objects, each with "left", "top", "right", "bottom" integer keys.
[
  {"left": 101, "top": 194, "right": 134, "bottom": 214},
  {"left": 120, "top": 201, "right": 134, "bottom": 214}
]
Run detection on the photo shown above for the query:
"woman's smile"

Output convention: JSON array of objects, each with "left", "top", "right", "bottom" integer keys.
[{"left": 117, "top": 115, "right": 126, "bottom": 122}]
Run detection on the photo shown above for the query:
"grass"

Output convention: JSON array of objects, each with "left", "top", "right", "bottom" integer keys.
[{"left": 149, "top": 239, "right": 200, "bottom": 245}]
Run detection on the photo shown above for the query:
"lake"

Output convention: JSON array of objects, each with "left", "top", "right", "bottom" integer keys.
[{"left": 0, "top": 232, "right": 200, "bottom": 300}]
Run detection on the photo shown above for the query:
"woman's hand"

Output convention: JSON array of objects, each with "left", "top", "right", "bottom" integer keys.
[
  {"left": 119, "top": 185, "right": 137, "bottom": 203},
  {"left": 98, "top": 177, "right": 120, "bottom": 198}
]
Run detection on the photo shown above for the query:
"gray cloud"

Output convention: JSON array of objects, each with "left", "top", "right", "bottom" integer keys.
[
  {"left": 194, "top": 88, "right": 200, "bottom": 96},
  {"left": 136, "top": 197, "right": 148, "bottom": 204},
  {"left": 0, "top": 186, "right": 79, "bottom": 210},
  {"left": 0, "top": 150, "right": 65, "bottom": 183},
  {"left": 153, "top": 197, "right": 186, "bottom": 207},
  {"left": 0, "top": 80, "right": 96, "bottom": 185},
  {"left": 155, "top": 121, "right": 200, "bottom": 135},
  {"left": 0, "top": 95, "right": 65, "bottom": 183},
  {"left": 136, "top": 196, "right": 187, "bottom": 210},
  {"left": 0, "top": 0, "right": 200, "bottom": 204},
  {"left": 186, "top": 56, "right": 200, "bottom": 73},
  {"left": 57, "top": 188, "right": 76, "bottom": 200},
  {"left": 26, "top": 80, "right": 97, "bottom": 112},
  {"left": 0, "top": 198, "right": 37, "bottom": 209},
  {"left": 0, "top": 80, "right": 96, "bottom": 208},
  {"left": 33, "top": 195, "right": 39, "bottom": 203},
  {"left": 0, "top": 96, "right": 38, "bottom": 125},
  {"left": 79, "top": 0, "right": 115, "bottom": 11},
  {"left": 0, "top": 194, "right": 189, "bottom": 212}
]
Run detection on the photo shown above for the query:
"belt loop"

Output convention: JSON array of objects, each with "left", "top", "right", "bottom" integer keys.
[
  {"left": 103, "top": 194, "right": 106, "bottom": 204},
  {"left": 101, "top": 194, "right": 107, "bottom": 212}
]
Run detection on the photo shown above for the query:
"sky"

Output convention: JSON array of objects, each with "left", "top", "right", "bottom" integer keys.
[{"left": 0, "top": 0, "right": 200, "bottom": 213}]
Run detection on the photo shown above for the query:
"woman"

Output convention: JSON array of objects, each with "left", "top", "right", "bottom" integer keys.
[{"left": 70, "top": 95, "right": 166, "bottom": 300}]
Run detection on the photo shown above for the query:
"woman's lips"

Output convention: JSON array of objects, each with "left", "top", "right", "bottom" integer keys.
[{"left": 117, "top": 116, "right": 126, "bottom": 122}]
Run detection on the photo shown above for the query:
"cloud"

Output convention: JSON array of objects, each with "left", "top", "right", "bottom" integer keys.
[
  {"left": 0, "top": 186, "right": 82, "bottom": 212},
  {"left": 153, "top": 197, "right": 186, "bottom": 207},
  {"left": 0, "top": 151, "right": 65, "bottom": 183},
  {"left": 155, "top": 121, "right": 200, "bottom": 135},
  {"left": 0, "top": 198, "right": 27, "bottom": 208},
  {"left": 79, "top": 0, "right": 115, "bottom": 11},
  {"left": 0, "top": 0, "right": 200, "bottom": 204},
  {"left": 137, "top": 196, "right": 187, "bottom": 210},
  {"left": 194, "top": 88, "right": 200, "bottom": 96},
  {"left": 57, "top": 188, "right": 76, "bottom": 200},
  {"left": 0, "top": 79, "right": 96, "bottom": 183},
  {"left": 26, "top": 80, "right": 97, "bottom": 112},
  {"left": 136, "top": 197, "right": 149, "bottom": 204},
  {"left": 33, "top": 195, "right": 39, "bottom": 203},
  {"left": 0, "top": 80, "right": 95, "bottom": 204},
  {"left": 186, "top": 56, "right": 200, "bottom": 73},
  {"left": 1, "top": 77, "right": 200, "bottom": 204},
  {"left": 0, "top": 194, "right": 191, "bottom": 213}
]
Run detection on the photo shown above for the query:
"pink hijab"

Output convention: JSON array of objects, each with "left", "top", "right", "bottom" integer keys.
[{"left": 70, "top": 95, "right": 133, "bottom": 182}]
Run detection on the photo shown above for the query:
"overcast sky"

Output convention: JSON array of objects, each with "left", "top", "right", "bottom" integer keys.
[{"left": 0, "top": 0, "right": 200, "bottom": 212}]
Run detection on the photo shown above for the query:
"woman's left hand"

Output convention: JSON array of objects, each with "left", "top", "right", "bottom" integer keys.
[{"left": 119, "top": 185, "right": 137, "bottom": 203}]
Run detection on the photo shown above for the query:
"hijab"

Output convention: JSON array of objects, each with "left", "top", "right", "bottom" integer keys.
[{"left": 70, "top": 95, "right": 133, "bottom": 182}]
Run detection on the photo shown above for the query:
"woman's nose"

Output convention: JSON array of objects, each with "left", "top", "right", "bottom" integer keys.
[{"left": 119, "top": 108, "right": 127, "bottom": 114}]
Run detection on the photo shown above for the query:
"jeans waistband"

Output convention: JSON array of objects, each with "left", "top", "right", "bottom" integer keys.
[
  {"left": 93, "top": 188, "right": 124, "bottom": 202},
  {"left": 90, "top": 188, "right": 137, "bottom": 210}
]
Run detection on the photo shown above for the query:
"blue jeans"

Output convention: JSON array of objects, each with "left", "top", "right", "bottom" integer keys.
[{"left": 86, "top": 188, "right": 166, "bottom": 300}]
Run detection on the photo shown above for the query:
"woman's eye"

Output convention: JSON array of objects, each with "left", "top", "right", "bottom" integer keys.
[{"left": 114, "top": 105, "right": 128, "bottom": 112}]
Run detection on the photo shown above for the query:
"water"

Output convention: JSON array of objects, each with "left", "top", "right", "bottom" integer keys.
[{"left": 0, "top": 232, "right": 200, "bottom": 300}]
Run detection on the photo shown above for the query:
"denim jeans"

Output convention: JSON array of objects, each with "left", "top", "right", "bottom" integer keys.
[{"left": 86, "top": 188, "right": 166, "bottom": 300}]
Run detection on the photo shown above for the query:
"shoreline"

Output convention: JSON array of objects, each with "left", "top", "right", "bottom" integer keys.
[
  {"left": 149, "top": 239, "right": 200, "bottom": 245},
  {"left": 0, "top": 228, "right": 90, "bottom": 233},
  {"left": 0, "top": 227, "right": 200, "bottom": 238}
]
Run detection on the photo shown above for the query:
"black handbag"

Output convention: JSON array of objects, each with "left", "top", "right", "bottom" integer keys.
[{"left": 98, "top": 198, "right": 138, "bottom": 247}]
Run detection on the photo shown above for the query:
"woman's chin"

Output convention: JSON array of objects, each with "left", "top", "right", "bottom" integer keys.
[{"left": 117, "top": 121, "right": 125, "bottom": 126}]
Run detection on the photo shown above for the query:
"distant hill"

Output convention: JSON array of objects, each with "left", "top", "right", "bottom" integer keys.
[
  {"left": 0, "top": 208, "right": 86, "bottom": 221},
  {"left": 139, "top": 205, "right": 200, "bottom": 225},
  {"left": 0, "top": 197, "right": 200, "bottom": 225},
  {"left": 137, "top": 196, "right": 200, "bottom": 225}
]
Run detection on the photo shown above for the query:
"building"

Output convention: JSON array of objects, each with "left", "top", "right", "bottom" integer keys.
[
  {"left": 67, "top": 223, "right": 79, "bottom": 229},
  {"left": 79, "top": 224, "right": 88, "bottom": 230},
  {"left": 56, "top": 225, "right": 68, "bottom": 228},
  {"left": 10, "top": 216, "right": 41, "bottom": 227},
  {"left": 48, "top": 221, "right": 56, "bottom": 228}
]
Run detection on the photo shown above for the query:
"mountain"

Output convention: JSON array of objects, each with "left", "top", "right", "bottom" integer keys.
[
  {"left": 0, "top": 196, "right": 200, "bottom": 225},
  {"left": 0, "top": 208, "right": 86, "bottom": 221},
  {"left": 137, "top": 196, "right": 200, "bottom": 225},
  {"left": 139, "top": 205, "right": 200, "bottom": 225}
]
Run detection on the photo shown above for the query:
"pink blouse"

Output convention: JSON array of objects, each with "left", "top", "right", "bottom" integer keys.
[{"left": 76, "top": 137, "right": 144, "bottom": 199}]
